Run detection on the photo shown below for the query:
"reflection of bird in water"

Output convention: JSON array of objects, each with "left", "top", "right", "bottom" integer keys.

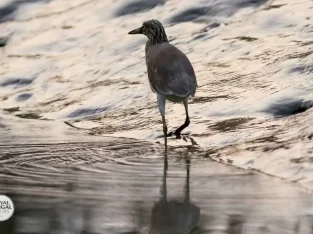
[{"left": 149, "top": 153, "right": 200, "bottom": 234}]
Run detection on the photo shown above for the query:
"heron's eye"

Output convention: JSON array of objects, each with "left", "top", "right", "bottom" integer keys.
[{"left": 142, "top": 25, "right": 146, "bottom": 32}]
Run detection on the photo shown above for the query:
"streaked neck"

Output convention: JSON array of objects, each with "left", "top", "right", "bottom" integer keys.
[{"left": 148, "top": 34, "right": 168, "bottom": 45}]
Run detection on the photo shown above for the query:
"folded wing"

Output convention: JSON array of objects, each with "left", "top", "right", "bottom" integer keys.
[{"left": 146, "top": 43, "right": 197, "bottom": 97}]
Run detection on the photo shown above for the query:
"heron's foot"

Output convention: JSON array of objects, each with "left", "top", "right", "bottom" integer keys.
[
  {"left": 166, "top": 131, "right": 180, "bottom": 139},
  {"left": 162, "top": 131, "right": 198, "bottom": 145},
  {"left": 181, "top": 135, "right": 198, "bottom": 145},
  {"left": 167, "top": 131, "right": 192, "bottom": 140}
]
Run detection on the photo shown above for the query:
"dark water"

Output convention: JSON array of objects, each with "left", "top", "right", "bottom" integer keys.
[{"left": 1, "top": 0, "right": 313, "bottom": 233}]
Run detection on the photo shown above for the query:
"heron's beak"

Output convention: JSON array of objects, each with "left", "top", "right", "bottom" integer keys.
[{"left": 128, "top": 26, "right": 143, "bottom": 35}]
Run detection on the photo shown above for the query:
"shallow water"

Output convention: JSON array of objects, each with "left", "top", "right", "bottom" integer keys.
[
  {"left": 1, "top": 122, "right": 313, "bottom": 234},
  {"left": 1, "top": 0, "right": 313, "bottom": 232}
]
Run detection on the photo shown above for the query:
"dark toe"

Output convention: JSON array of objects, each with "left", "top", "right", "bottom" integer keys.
[
  {"left": 175, "top": 133, "right": 181, "bottom": 139},
  {"left": 182, "top": 135, "right": 189, "bottom": 142}
]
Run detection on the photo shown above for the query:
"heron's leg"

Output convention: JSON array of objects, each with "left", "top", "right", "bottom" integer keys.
[
  {"left": 174, "top": 99, "right": 190, "bottom": 139},
  {"left": 157, "top": 94, "right": 168, "bottom": 152}
]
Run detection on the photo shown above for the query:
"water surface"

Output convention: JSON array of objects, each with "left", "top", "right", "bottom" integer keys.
[
  {"left": 1, "top": 0, "right": 313, "bottom": 232},
  {"left": 0, "top": 122, "right": 313, "bottom": 233}
]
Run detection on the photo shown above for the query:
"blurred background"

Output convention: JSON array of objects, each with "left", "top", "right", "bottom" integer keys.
[{"left": 1, "top": 0, "right": 313, "bottom": 233}]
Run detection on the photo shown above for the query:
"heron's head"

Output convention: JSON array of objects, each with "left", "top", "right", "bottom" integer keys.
[{"left": 128, "top": 19, "right": 168, "bottom": 45}]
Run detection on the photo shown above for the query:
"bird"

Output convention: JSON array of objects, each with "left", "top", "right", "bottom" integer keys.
[{"left": 128, "top": 19, "right": 197, "bottom": 144}]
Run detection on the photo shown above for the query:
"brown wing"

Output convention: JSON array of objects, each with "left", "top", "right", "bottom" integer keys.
[{"left": 146, "top": 43, "right": 197, "bottom": 97}]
